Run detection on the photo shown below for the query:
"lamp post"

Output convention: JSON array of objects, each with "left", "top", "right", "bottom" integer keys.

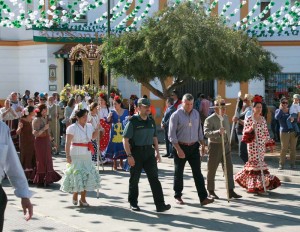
[
  {"left": 107, "top": 0, "right": 111, "bottom": 96},
  {"left": 86, "top": 41, "right": 100, "bottom": 87}
]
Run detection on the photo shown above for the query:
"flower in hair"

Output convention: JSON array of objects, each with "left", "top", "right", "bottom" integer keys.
[
  {"left": 99, "top": 93, "right": 105, "bottom": 98},
  {"left": 110, "top": 92, "right": 115, "bottom": 98},
  {"left": 34, "top": 108, "right": 40, "bottom": 113},
  {"left": 114, "top": 95, "right": 120, "bottom": 101},
  {"left": 252, "top": 95, "right": 263, "bottom": 103}
]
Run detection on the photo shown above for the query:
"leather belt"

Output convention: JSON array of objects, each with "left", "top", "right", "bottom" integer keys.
[{"left": 178, "top": 142, "right": 197, "bottom": 146}]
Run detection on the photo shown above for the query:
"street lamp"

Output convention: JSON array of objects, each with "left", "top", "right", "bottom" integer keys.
[
  {"left": 86, "top": 41, "right": 100, "bottom": 86},
  {"left": 107, "top": 0, "right": 111, "bottom": 96}
]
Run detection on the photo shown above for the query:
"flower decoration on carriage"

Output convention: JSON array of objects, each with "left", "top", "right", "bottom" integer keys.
[
  {"left": 252, "top": 95, "right": 263, "bottom": 104},
  {"left": 78, "top": 102, "right": 84, "bottom": 110},
  {"left": 22, "top": 107, "right": 29, "bottom": 116}
]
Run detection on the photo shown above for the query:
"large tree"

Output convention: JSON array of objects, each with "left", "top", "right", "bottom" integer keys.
[{"left": 101, "top": 2, "right": 281, "bottom": 99}]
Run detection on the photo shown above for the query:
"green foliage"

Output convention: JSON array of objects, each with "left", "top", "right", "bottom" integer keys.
[{"left": 101, "top": 2, "right": 281, "bottom": 99}]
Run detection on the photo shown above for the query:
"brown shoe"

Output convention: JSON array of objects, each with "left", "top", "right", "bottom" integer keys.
[
  {"left": 229, "top": 190, "right": 242, "bottom": 199},
  {"left": 200, "top": 198, "right": 214, "bottom": 206},
  {"left": 175, "top": 197, "right": 185, "bottom": 205},
  {"left": 208, "top": 191, "right": 219, "bottom": 199}
]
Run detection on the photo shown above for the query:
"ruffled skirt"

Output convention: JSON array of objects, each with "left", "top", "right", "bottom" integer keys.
[
  {"left": 235, "top": 161, "right": 281, "bottom": 193},
  {"left": 60, "top": 154, "right": 101, "bottom": 193}
]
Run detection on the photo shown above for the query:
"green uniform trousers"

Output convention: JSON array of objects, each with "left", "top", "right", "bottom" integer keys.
[{"left": 128, "top": 146, "right": 165, "bottom": 207}]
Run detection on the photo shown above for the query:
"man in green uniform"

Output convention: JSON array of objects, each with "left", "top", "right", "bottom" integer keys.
[{"left": 123, "top": 98, "right": 171, "bottom": 212}]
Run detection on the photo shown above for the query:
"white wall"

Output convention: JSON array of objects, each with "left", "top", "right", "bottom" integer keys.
[
  {"left": 264, "top": 46, "right": 300, "bottom": 73},
  {"left": 0, "top": 46, "right": 20, "bottom": 99},
  {"left": 0, "top": 44, "right": 66, "bottom": 99},
  {"left": 117, "top": 77, "right": 141, "bottom": 99}
]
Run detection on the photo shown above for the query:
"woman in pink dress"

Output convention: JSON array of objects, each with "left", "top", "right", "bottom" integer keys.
[
  {"left": 235, "top": 96, "right": 281, "bottom": 193},
  {"left": 16, "top": 106, "right": 36, "bottom": 181},
  {"left": 32, "top": 104, "right": 61, "bottom": 186}
]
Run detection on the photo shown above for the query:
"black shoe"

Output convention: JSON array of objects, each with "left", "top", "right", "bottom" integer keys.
[
  {"left": 168, "top": 154, "right": 174, "bottom": 158},
  {"left": 162, "top": 154, "right": 169, "bottom": 157},
  {"left": 130, "top": 204, "right": 140, "bottom": 211},
  {"left": 156, "top": 204, "right": 171, "bottom": 212}
]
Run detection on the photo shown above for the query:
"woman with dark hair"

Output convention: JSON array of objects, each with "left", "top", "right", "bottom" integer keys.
[
  {"left": 105, "top": 96, "right": 129, "bottom": 170},
  {"left": 275, "top": 97, "right": 297, "bottom": 170},
  {"left": 98, "top": 93, "right": 112, "bottom": 155},
  {"left": 32, "top": 104, "right": 61, "bottom": 186},
  {"left": 235, "top": 96, "right": 281, "bottom": 193},
  {"left": 33, "top": 92, "right": 39, "bottom": 105},
  {"left": 16, "top": 106, "right": 36, "bottom": 180},
  {"left": 60, "top": 108, "right": 101, "bottom": 207}
]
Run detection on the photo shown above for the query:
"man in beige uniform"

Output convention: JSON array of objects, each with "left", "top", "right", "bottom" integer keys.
[
  {"left": 204, "top": 99, "right": 242, "bottom": 199},
  {"left": 48, "top": 96, "right": 64, "bottom": 155}
]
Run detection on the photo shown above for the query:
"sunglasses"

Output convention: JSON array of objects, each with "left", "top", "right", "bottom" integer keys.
[{"left": 281, "top": 102, "right": 288, "bottom": 104}]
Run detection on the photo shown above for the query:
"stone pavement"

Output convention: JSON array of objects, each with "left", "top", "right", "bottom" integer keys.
[{"left": 3, "top": 149, "right": 300, "bottom": 232}]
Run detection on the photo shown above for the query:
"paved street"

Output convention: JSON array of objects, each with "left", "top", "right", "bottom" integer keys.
[{"left": 3, "top": 145, "right": 300, "bottom": 232}]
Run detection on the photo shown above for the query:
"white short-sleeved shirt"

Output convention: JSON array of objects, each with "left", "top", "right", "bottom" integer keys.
[
  {"left": 289, "top": 103, "right": 300, "bottom": 115},
  {"left": 66, "top": 122, "right": 94, "bottom": 156}
]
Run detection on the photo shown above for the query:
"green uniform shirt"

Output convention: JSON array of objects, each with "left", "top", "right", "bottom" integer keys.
[{"left": 123, "top": 114, "right": 157, "bottom": 146}]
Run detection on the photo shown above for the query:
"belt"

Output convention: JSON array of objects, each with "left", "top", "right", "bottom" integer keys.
[
  {"left": 72, "top": 142, "right": 95, "bottom": 154},
  {"left": 178, "top": 141, "right": 197, "bottom": 146},
  {"left": 133, "top": 145, "right": 153, "bottom": 150}
]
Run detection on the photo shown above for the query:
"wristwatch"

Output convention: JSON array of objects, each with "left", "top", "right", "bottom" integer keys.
[{"left": 127, "top": 154, "right": 132, "bottom": 157}]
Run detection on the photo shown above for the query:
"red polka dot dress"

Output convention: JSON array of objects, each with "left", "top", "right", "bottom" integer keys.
[
  {"left": 235, "top": 116, "right": 281, "bottom": 193},
  {"left": 98, "top": 107, "right": 112, "bottom": 153}
]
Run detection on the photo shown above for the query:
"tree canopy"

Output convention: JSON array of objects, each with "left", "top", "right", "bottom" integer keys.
[{"left": 101, "top": 2, "right": 281, "bottom": 99}]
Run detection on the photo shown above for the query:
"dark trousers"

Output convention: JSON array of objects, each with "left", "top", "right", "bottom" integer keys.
[
  {"left": 173, "top": 143, "right": 208, "bottom": 202},
  {"left": 164, "top": 129, "right": 172, "bottom": 156},
  {"left": 0, "top": 185, "right": 8, "bottom": 232},
  {"left": 128, "top": 146, "right": 165, "bottom": 207}
]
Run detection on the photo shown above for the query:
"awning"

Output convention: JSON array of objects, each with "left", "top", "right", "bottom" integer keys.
[{"left": 53, "top": 44, "right": 77, "bottom": 58}]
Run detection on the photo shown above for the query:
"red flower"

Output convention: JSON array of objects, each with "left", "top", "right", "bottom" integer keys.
[
  {"left": 252, "top": 95, "right": 263, "bottom": 103},
  {"left": 110, "top": 93, "right": 115, "bottom": 98},
  {"left": 99, "top": 93, "right": 105, "bottom": 98},
  {"left": 34, "top": 108, "right": 40, "bottom": 113},
  {"left": 114, "top": 95, "right": 120, "bottom": 101}
]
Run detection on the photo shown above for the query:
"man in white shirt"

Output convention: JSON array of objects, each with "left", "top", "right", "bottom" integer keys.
[{"left": 0, "top": 121, "right": 33, "bottom": 231}]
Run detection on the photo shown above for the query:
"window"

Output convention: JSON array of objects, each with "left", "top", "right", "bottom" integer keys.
[
  {"left": 260, "top": 1, "right": 271, "bottom": 21},
  {"left": 265, "top": 73, "right": 300, "bottom": 105}
]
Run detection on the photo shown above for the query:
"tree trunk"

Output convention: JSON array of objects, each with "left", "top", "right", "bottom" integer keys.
[{"left": 140, "top": 78, "right": 185, "bottom": 100}]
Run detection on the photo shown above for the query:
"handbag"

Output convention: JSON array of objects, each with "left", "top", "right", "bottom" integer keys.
[{"left": 241, "top": 130, "right": 255, "bottom": 144}]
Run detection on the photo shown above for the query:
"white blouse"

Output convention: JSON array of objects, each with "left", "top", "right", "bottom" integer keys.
[{"left": 66, "top": 122, "right": 94, "bottom": 156}]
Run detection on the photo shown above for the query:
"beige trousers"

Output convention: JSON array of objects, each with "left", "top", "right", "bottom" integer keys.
[
  {"left": 207, "top": 140, "right": 234, "bottom": 191},
  {"left": 279, "top": 132, "right": 297, "bottom": 166}
]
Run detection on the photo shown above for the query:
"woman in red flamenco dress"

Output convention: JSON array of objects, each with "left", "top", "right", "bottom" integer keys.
[{"left": 235, "top": 96, "right": 281, "bottom": 193}]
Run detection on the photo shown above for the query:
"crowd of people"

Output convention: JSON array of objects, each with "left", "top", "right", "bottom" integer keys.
[{"left": 1, "top": 86, "right": 298, "bottom": 229}]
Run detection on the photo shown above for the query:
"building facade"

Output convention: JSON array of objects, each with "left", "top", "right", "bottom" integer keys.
[{"left": 0, "top": 0, "right": 299, "bottom": 122}]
